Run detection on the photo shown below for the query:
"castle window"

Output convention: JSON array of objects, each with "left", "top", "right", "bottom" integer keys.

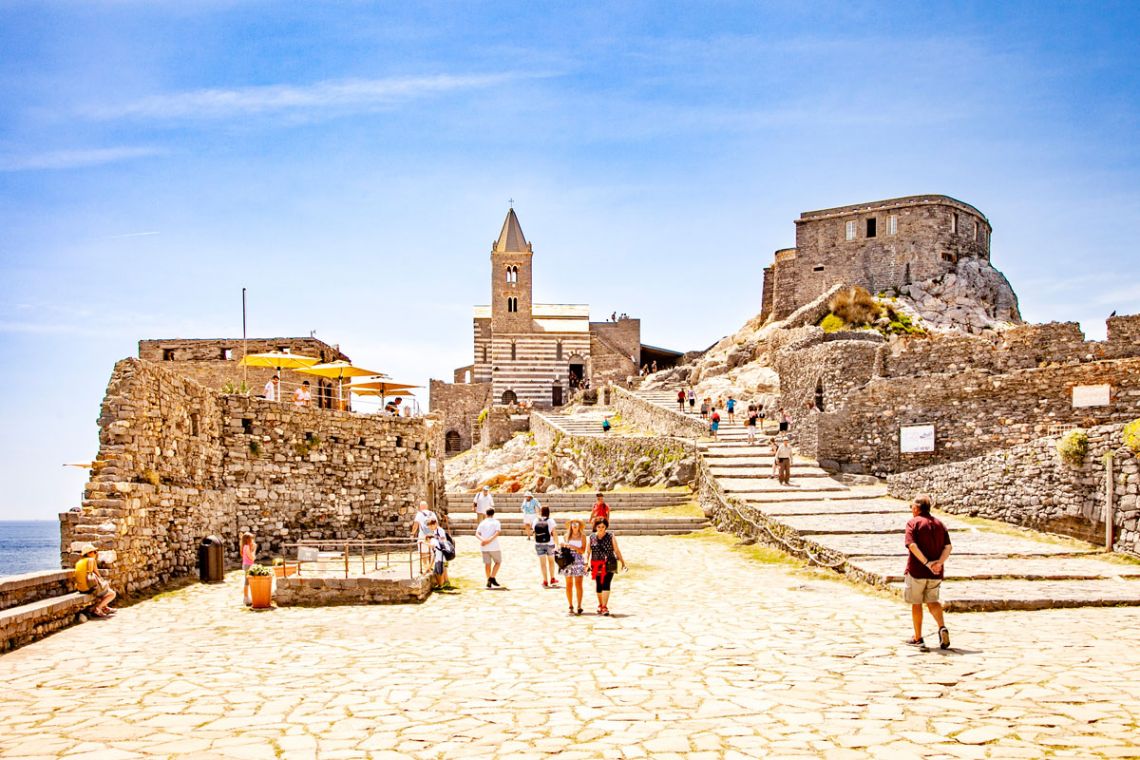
[
  {"left": 974, "top": 221, "right": 980, "bottom": 242},
  {"left": 951, "top": 213, "right": 959, "bottom": 234},
  {"left": 845, "top": 221, "right": 856, "bottom": 240},
  {"left": 510, "top": 341, "right": 517, "bottom": 360},
  {"left": 866, "top": 218, "right": 877, "bottom": 238},
  {"left": 556, "top": 340, "right": 563, "bottom": 361},
  {"left": 888, "top": 215, "right": 897, "bottom": 235},
  {"left": 162, "top": 349, "right": 175, "bottom": 361},
  {"left": 221, "top": 348, "right": 232, "bottom": 360},
  {"left": 813, "top": 265, "right": 825, "bottom": 272}
]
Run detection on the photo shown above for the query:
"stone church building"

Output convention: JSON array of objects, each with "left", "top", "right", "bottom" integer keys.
[{"left": 432, "top": 208, "right": 678, "bottom": 452}]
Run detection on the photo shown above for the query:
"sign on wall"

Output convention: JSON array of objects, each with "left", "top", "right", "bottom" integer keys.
[
  {"left": 900, "top": 424, "right": 935, "bottom": 453},
  {"left": 1072, "top": 384, "right": 1111, "bottom": 408}
]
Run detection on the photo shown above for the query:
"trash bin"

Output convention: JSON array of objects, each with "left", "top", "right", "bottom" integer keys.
[{"left": 198, "top": 535, "right": 225, "bottom": 582}]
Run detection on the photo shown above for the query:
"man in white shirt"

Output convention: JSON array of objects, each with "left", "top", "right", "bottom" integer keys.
[
  {"left": 410, "top": 499, "right": 438, "bottom": 573},
  {"left": 293, "top": 380, "right": 312, "bottom": 406},
  {"left": 264, "top": 375, "right": 279, "bottom": 402},
  {"left": 473, "top": 486, "right": 494, "bottom": 525},
  {"left": 475, "top": 507, "right": 502, "bottom": 589}
]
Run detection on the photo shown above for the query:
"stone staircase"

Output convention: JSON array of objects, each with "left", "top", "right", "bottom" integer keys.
[
  {"left": 1, "top": 570, "right": 92, "bottom": 654},
  {"left": 444, "top": 491, "right": 707, "bottom": 537},
  {"left": 632, "top": 388, "right": 1140, "bottom": 612},
  {"left": 532, "top": 408, "right": 614, "bottom": 438}
]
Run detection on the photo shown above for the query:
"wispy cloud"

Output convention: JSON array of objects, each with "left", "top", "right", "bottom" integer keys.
[
  {"left": 0, "top": 146, "right": 164, "bottom": 172},
  {"left": 103, "top": 231, "right": 160, "bottom": 240},
  {"left": 80, "top": 73, "right": 538, "bottom": 121}
]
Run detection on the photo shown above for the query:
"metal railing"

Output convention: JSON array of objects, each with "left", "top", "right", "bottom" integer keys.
[{"left": 279, "top": 539, "right": 421, "bottom": 579}]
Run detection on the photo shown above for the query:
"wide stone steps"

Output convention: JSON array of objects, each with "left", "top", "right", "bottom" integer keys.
[
  {"left": 448, "top": 514, "right": 707, "bottom": 537},
  {"left": 445, "top": 492, "right": 689, "bottom": 513},
  {"left": 634, "top": 386, "right": 1140, "bottom": 612}
]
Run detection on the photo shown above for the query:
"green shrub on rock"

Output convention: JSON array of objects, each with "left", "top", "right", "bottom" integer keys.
[
  {"left": 819, "top": 314, "right": 846, "bottom": 333},
  {"left": 1123, "top": 419, "right": 1140, "bottom": 455},
  {"left": 828, "top": 286, "right": 881, "bottom": 325},
  {"left": 1056, "top": 429, "right": 1089, "bottom": 467}
]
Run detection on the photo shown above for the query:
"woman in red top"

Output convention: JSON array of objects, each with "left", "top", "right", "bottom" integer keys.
[{"left": 590, "top": 493, "right": 610, "bottom": 523}]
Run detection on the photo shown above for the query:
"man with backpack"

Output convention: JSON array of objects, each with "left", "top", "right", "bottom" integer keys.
[
  {"left": 425, "top": 516, "right": 454, "bottom": 590},
  {"left": 532, "top": 506, "right": 560, "bottom": 588}
]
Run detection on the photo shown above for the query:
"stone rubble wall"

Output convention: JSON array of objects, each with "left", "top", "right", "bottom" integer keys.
[
  {"left": 609, "top": 384, "right": 706, "bottom": 439},
  {"left": 815, "top": 357, "right": 1140, "bottom": 476},
  {"left": 887, "top": 423, "right": 1140, "bottom": 553},
  {"left": 0, "top": 570, "right": 74, "bottom": 612},
  {"left": 429, "top": 379, "right": 492, "bottom": 452},
  {"left": 60, "top": 359, "right": 446, "bottom": 598},
  {"left": 274, "top": 574, "right": 432, "bottom": 606}
]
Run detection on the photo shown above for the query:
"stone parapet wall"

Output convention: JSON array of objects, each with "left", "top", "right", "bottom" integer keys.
[
  {"left": 0, "top": 592, "right": 90, "bottom": 654},
  {"left": 0, "top": 570, "right": 74, "bottom": 612},
  {"left": 610, "top": 385, "right": 706, "bottom": 438},
  {"left": 275, "top": 574, "right": 432, "bottom": 605},
  {"left": 430, "top": 379, "right": 491, "bottom": 453},
  {"left": 61, "top": 359, "right": 446, "bottom": 598},
  {"left": 816, "top": 357, "right": 1140, "bottom": 476},
  {"left": 887, "top": 423, "right": 1140, "bottom": 553}
]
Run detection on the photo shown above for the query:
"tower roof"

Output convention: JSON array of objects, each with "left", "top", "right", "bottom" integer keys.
[{"left": 493, "top": 208, "right": 530, "bottom": 253}]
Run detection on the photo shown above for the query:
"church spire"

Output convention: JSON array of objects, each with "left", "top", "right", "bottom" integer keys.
[{"left": 494, "top": 208, "right": 530, "bottom": 253}]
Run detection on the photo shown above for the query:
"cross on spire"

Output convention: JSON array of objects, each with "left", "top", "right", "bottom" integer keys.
[{"left": 508, "top": 197, "right": 515, "bottom": 209}]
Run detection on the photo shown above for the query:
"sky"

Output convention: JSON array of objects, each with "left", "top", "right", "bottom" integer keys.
[{"left": 1, "top": 1, "right": 1138, "bottom": 520}]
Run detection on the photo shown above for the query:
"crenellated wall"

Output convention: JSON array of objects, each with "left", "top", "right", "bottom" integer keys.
[{"left": 60, "top": 359, "right": 446, "bottom": 597}]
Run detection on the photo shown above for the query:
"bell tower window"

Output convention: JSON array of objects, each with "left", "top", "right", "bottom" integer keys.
[{"left": 507, "top": 297, "right": 518, "bottom": 313}]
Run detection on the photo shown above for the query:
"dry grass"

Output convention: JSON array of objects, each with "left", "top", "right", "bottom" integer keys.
[{"left": 828, "top": 286, "right": 881, "bottom": 326}]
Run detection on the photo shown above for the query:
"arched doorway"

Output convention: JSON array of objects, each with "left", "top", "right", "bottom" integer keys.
[
  {"left": 567, "top": 355, "right": 586, "bottom": 390},
  {"left": 445, "top": 430, "right": 462, "bottom": 452},
  {"left": 501, "top": 389, "right": 517, "bottom": 405}
]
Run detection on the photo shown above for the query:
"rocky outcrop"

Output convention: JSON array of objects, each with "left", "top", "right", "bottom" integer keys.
[{"left": 896, "top": 259, "right": 1021, "bottom": 334}]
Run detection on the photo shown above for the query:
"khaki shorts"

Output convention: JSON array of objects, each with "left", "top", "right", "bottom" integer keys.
[
  {"left": 903, "top": 574, "right": 942, "bottom": 604},
  {"left": 481, "top": 550, "right": 502, "bottom": 566}
]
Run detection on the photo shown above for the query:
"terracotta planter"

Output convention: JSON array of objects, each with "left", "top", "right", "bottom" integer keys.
[
  {"left": 273, "top": 563, "right": 299, "bottom": 578},
  {"left": 248, "top": 574, "right": 273, "bottom": 609}
]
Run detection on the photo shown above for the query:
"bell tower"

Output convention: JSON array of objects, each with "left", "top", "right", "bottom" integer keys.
[{"left": 490, "top": 208, "right": 533, "bottom": 333}]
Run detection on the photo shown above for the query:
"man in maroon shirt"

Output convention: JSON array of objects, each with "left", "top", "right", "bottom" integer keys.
[
  {"left": 904, "top": 494, "right": 952, "bottom": 649},
  {"left": 590, "top": 493, "right": 610, "bottom": 523}
]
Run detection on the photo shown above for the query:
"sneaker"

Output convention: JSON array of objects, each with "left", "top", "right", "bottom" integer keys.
[
  {"left": 939, "top": 627, "right": 951, "bottom": 650},
  {"left": 549, "top": 580, "right": 560, "bottom": 587},
  {"left": 905, "top": 637, "right": 925, "bottom": 647},
  {"left": 542, "top": 580, "right": 549, "bottom": 588},
  {"left": 490, "top": 577, "right": 500, "bottom": 587}
]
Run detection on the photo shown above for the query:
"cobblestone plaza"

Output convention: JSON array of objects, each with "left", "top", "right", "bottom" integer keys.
[{"left": 3, "top": 534, "right": 1138, "bottom": 759}]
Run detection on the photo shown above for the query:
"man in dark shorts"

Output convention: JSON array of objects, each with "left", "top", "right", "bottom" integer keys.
[{"left": 904, "top": 494, "right": 952, "bottom": 649}]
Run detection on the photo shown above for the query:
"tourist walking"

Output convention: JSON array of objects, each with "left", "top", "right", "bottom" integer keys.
[
  {"left": 700, "top": 398, "right": 710, "bottom": 420},
  {"left": 778, "top": 408, "right": 790, "bottom": 433},
  {"left": 687, "top": 388, "right": 696, "bottom": 413},
  {"left": 904, "top": 494, "right": 952, "bottom": 649},
  {"left": 425, "top": 516, "right": 452, "bottom": 590},
  {"left": 240, "top": 532, "right": 257, "bottom": 606},
  {"left": 602, "top": 417, "right": 612, "bottom": 434},
  {"left": 559, "top": 519, "right": 588, "bottom": 614},
  {"left": 520, "top": 491, "right": 540, "bottom": 540},
  {"left": 588, "top": 519, "right": 627, "bottom": 616},
  {"left": 757, "top": 404, "right": 766, "bottom": 434},
  {"left": 473, "top": 485, "right": 494, "bottom": 524},
  {"left": 476, "top": 507, "right": 503, "bottom": 588},
  {"left": 590, "top": 492, "right": 610, "bottom": 523},
  {"left": 775, "top": 436, "right": 793, "bottom": 485},
  {"left": 726, "top": 395, "right": 737, "bottom": 423},
  {"left": 709, "top": 410, "right": 720, "bottom": 439},
  {"left": 746, "top": 407, "right": 758, "bottom": 445},
  {"left": 677, "top": 389, "right": 686, "bottom": 412},
  {"left": 411, "top": 499, "right": 438, "bottom": 572},
  {"left": 75, "top": 543, "right": 116, "bottom": 618},
  {"left": 533, "top": 506, "right": 559, "bottom": 588}
]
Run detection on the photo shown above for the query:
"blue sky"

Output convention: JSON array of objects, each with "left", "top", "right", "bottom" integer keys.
[{"left": 1, "top": 1, "right": 1138, "bottom": 520}]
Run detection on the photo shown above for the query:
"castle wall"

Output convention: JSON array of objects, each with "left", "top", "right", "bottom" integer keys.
[
  {"left": 815, "top": 357, "right": 1140, "bottom": 476},
  {"left": 60, "top": 359, "right": 445, "bottom": 597},
  {"left": 760, "top": 265, "right": 775, "bottom": 323},
  {"left": 887, "top": 423, "right": 1140, "bottom": 553},
  {"left": 430, "top": 379, "right": 491, "bottom": 453},
  {"left": 590, "top": 319, "right": 641, "bottom": 383}
]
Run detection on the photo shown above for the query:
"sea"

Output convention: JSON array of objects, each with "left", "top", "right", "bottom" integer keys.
[{"left": 0, "top": 521, "right": 61, "bottom": 576}]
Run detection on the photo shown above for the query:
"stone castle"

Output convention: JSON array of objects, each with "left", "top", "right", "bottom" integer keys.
[{"left": 761, "top": 195, "right": 1021, "bottom": 329}]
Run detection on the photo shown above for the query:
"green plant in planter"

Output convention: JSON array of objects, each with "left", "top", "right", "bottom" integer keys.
[
  {"left": 272, "top": 557, "right": 284, "bottom": 566},
  {"left": 1056, "top": 429, "right": 1089, "bottom": 467},
  {"left": 246, "top": 563, "right": 272, "bottom": 576},
  {"left": 1123, "top": 418, "right": 1140, "bottom": 455},
  {"left": 221, "top": 380, "right": 251, "bottom": 395}
]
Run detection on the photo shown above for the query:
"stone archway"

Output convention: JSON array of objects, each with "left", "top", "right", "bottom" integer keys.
[
  {"left": 501, "top": 389, "right": 517, "bottom": 405},
  {"left": 445, "top": 430, "right": 462, "bottom": 453}
]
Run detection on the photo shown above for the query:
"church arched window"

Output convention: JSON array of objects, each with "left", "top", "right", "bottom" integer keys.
[
  {"left": 507, "top": 297, "right": 518, "bottom": 313},
  {"left": 556, "top": 340, "right": 563, "bottom": 361}
]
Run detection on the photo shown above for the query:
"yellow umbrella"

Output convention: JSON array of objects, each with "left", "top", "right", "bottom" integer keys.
[
  {"left": 239, "top": 352, "right": 320, "bottom": 370},
  {"left": 350, "top": 387, "right": 416, "bottom": 397},
  {"left": 297, "top": 361, "right": 387, "bottom": 410},
  {"left": 348, "top": 379, "right": 419, "bottom": 391}
]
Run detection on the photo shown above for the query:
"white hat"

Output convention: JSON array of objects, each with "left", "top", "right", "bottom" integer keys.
[
  {"left": 524, "top": 491, "right": 533, "bottom": 497},
  {"left": 80, "top": 543, "right": 97, "bottom": 555},
  {"left": 482, "top": 485, "right": 490, "bottom": 491}
]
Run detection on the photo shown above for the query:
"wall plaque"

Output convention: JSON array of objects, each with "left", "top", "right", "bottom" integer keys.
[
  {"left": 900, "top": 424, "right": 935, "bottom": 453},
  {"left": 1072, "top": 384, "right": 1111, "bottom": 408}
]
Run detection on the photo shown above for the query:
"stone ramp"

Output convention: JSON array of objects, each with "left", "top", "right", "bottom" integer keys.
[{"left": 632, "top": 387, "right": 1140, "bottom": 612}]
